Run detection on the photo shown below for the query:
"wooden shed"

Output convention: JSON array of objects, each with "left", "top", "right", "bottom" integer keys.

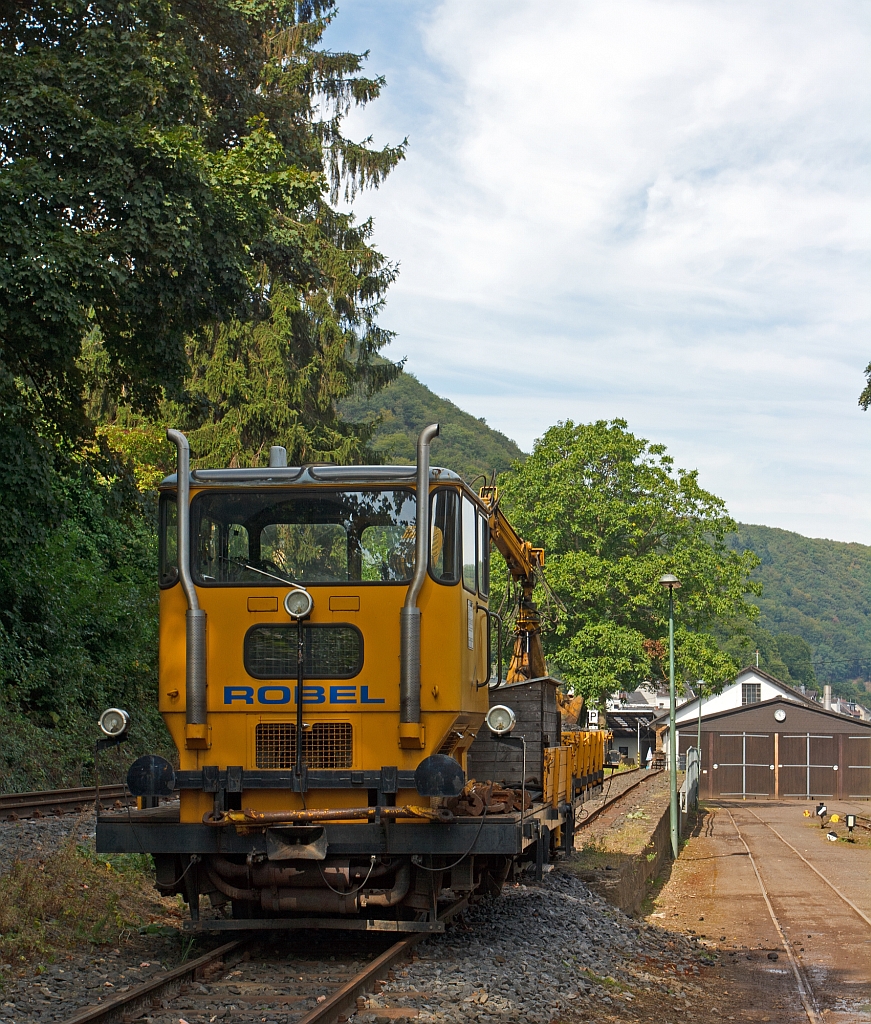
[
  {"left": 674, "top": 697, "right": 871, "bottom": 801},
  {"left": 466, "top": 677, "right": 561, "bottom": 788}
]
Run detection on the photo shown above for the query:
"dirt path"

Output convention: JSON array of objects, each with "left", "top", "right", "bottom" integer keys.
[{"left": 648, "top": 800, "right": 871, "bottom": 1024}]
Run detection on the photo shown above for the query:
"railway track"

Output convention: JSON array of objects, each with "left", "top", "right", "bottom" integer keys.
[
  {"left": 576, "top": 766, "right": 661, "bottom": 828},
  {"left": 0, "top": 785, "right": 134, "bottom": 819},
  {"left": 724, "top": 805, "right": 871, "bottom": 1024},
  {"left": 64, "top": 898, "right": 469, "bottom": 1024},
  {"left": 3, "top": 773, "right": 649, "bottom": 1021}
]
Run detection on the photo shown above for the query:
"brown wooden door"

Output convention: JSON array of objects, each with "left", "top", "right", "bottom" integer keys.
[
  {"left": 745, "top": 734, "right": 774, "bottom": 795},
  {"left": 712, "top": 733, "right": 773, "bottom": 797},
  {"left": 845, "top": 735, "right": 871, "bottom": 798},
  {"left": 780, "top": 733, "right": 837, "bottom": 798},
  {"left": 713, "top": 733, "right": 744, "bottom": 796},
  {"left": 678, "top": 730, "right": 701, "bottom": 763}
]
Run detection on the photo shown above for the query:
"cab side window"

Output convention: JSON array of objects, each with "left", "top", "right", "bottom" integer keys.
[
  {"left": 478, "top": 513, "right": 489, "bottom": 597},
  {"left": 462, "top": 497, "right": 477, "bottom": 592},
  {"left": 197, "top": 517, "right": 223, "bottom": 581},
  {"left": 430, "top": 489, "right": 460, "bottom": 583},
  {"left": 159, "top": 494, "right": 178, "bottom": 587}
]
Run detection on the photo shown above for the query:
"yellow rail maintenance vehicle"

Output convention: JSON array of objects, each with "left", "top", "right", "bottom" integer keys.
[{"left": 97, "top": 425, "right": 609, "bottom": 933}]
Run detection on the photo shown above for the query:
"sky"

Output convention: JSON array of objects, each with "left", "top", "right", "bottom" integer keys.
[{"left": 324, "top": 1, "right": 871, "bottom": 543}]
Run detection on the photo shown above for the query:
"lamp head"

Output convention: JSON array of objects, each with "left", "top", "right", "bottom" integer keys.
[
  {"left": 485, "top": 704, "right": 517, "bottom": 736},
  {"left": 284, "top": 588, "right": 314, "bottom": 620},
  {"left": 98, "top": 708, "right": 130, "bottom": 739},
  {"left": 658, "top": 573, "right": 681, "bottom": 590}
]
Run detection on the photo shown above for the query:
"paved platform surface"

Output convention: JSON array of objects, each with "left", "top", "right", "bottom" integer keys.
[{"left": 651, "top": 799, "right": 871, "bottom": 1024}]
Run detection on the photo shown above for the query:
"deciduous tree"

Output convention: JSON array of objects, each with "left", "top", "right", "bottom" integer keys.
[
  {"left": 495, "top": 419, "right": 760, "bottom": 704},
  {"left": 1, "top": 0, "right": 404, "bottom": 478}
]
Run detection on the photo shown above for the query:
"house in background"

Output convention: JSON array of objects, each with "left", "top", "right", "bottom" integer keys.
[
  {"left": 653, "top": 665, "right": 871, "bottom": 744},
  {"left": 828, "top": 694, "right": 871, "bottom": 721},
  {"left": 607, "top": 666, "right": 871, "bottom": 768},
  {"left": 653, "top": 665, "right": 816, "bottom": 758},
  {"left": 604, "top": 685, "right": 690, "bottom": 764},
  {"left": 661, "top": 695, "right": 871, "bottom": 801}
]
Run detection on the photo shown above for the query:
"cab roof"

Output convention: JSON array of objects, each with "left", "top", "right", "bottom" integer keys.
[{"left": 159, "top": 464, "right": 463, "bottom": 489}]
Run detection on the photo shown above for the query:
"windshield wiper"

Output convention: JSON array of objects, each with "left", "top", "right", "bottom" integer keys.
[{"left": 244, "top": 563, "right": 296, "bottom": 586}]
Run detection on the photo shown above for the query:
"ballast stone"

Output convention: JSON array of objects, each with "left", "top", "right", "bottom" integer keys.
[{"left": 367, "top": 869, "right": 702, "bottom": 1024}]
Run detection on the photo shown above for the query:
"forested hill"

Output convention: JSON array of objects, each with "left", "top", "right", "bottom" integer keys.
[
  {"left": 340, "top": 379, "right": 871, "bottom": 694},
  {"left": 728, "top": 524, "right": 871, "bottom": 690},
  {"left": 340, "top": 371, "right": 526, "bottom": 482}
]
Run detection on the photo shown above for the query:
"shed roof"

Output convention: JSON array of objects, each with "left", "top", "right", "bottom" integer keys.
[
  {"left": 606, "top": 709, "right": 658, "bottom": 736},
  {"left": 665, "top": 695, "right": 871, "bottom": 733},
  {"left": 650, "top": 665, "right": 818, "bottom": 728}
]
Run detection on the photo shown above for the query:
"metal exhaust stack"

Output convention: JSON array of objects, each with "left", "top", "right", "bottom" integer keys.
[
  {"left": 166, "top": 429, "right": 209, "bottom": 748},
  {"left": 399, "top": 423, "right": 439, "bottom": 748},
  {"left": 268, "top": 446, "right": 288, "bottom": 468}
]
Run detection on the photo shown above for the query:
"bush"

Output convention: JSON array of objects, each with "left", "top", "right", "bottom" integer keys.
[{"left": 0, "top": 457, "right": 173, "bottom": 791}]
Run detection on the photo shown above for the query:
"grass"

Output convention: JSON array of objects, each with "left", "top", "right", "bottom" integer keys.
[
  {"left": 577, "top": 967, "right": 628, "bottom": 992},
  {"left": 0, "top": 836, "right": 182, "bottom": 975},
  {"left": 639, "top": 870, "right": 670, "bottom": 917},
  {"left": 567, "top": 840, "right": 633, "bottom": 872}
]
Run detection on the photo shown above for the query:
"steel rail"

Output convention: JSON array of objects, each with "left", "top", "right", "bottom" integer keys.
[
  {"left": 724, "top": 809, "right": 822, "bottom": 1024},
  {"left": 295, "top": 896, "right": 469, "bottom": 1024},
  {"left": 63, "top": 939, "right": 247, "bottom": 1024},
  {"left": 743, "top": 806, "right": 871, "bottom": 929},
  {"left": 0, "top": 785, "right": 131, "bottom": 818},
  {"left": 576, "top": 768, "right": 662, "bottom": 829},
  {"left": 61, "top": 898, "right": 469, "bottom": 1024}
]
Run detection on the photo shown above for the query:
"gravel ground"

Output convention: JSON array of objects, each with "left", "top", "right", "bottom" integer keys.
[
  {"left": 355, "top": 869, "right": 708, "bottom": 1024},
  {"left": 0, "top": 951, "right": 184, "bottom": 1023},
  {"left": 0, "top": 814, "right": 95, "bottom": 877},
  {"left": 0, "top": 865, "right": 711, "bottom": 1024}
]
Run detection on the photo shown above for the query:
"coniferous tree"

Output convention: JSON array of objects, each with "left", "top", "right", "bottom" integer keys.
[{"left": 0, "top": 0, "right": 405, "bottom": 784}]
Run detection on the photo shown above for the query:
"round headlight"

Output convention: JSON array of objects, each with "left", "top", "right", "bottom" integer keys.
[
  {"left": 486, "top": 704, "right": 517, "bottom": 736},
  {"left": 284, "top": 588, "right": 314, "bottom": 620},
  {"left": 99, "top": 707, "right": 130, "bottom": 738}
]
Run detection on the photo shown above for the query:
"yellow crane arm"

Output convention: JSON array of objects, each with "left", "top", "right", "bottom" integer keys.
[
  {"left": 479, "top": 485, "right": 544, "bottom": 586},
  {"left": 479, "top": 485, "right": 548, "bottom": 682}
]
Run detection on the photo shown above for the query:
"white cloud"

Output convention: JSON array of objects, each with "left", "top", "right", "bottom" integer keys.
[{"left": 330, "top": 1, "right": 871, "bottom": 542}]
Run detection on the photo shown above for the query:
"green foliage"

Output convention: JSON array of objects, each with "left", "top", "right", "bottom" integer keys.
[
  {"left": 165, "top": 263, "right": 399, "bottom": 468},
  {"left": 728, "top": 523, "right": 871, "bottom": 699},
  {"left": 717, "top": 621, "right": 800, "bottom": 688},
  {"left": 95, "top": 422, "right": 175, "bottom": 492},
  {"left": 776, "top": 633, "right": 818, "bottom": 690},
  {"left": 495, "top": 420, "right": 760, "bottom": 705},
  {"left": 3, "top": 0, "right": 405, "bottom": 472},
  {"left": 63, "top": 0, "right": 406, "bottom": 467},
  {"left": 1, "top": 0, "right": 322, "bottom": 432},
  {"left": 859, "top": 364, "right": 871, "bottom": 413},
  {"left": 0, "top": 0, "right": 405, "bottom": 778},
  {"left": 0, "top": 460, "right": 172, "bottom": 791},
  {"left": 339, "top": 371, "right": 526, "bottom": 482}
]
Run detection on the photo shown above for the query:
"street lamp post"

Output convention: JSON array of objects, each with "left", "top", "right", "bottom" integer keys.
[{"left": 659, "top": 573, "right": 681, "bottom": 859}]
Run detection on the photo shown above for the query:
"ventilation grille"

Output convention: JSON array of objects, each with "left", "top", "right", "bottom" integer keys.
[
  {"left": 437, "top": 715, "right": 477, "bottom": 757},
  {"left": 245, "top": 625, "right": 362, "bottom": 679},
  {"left": 438, "top": 732, "right": 459, "bottom": 756},
  {"left": 255, "top": 722, "right": 353, "bottom": 769}
]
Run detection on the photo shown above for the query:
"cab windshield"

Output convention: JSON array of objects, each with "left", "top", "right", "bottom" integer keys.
[{"left": 190, "top": 489, "right": 417, "bottom": 585}]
